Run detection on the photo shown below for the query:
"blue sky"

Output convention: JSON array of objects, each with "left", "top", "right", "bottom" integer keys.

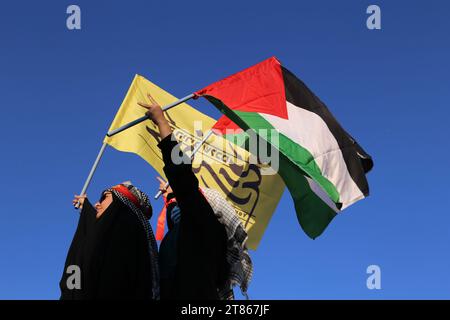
[{"left": 0, "top": 0, "right": 449, "bottom": 299}]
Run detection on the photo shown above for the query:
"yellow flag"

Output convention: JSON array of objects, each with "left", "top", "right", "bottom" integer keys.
[{"left": 104, "top": 75, "right": 285, "bottom": 249}]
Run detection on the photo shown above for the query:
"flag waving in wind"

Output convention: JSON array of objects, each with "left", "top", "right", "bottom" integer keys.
[
  {"left": 103, "top": 75, "right": 285, "bottom": 249},
  {"left": 195, "top": 57, "right": 373, "bottom": 239}
]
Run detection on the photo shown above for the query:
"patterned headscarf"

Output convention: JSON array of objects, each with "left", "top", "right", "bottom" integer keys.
[
  {"left": 200, "top": 188, "right": 254, "bottom": 300},
  {"left": 105, "top": 181, "right": 160, "bottom": 300}
]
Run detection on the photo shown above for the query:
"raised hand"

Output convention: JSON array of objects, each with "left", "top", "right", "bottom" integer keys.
[
  {"left": 156, "top": 176, "right": 172, "bottom": 198},
  {"left": 138, "top": 93, "right": 172, "bottom": 139},
  {"left": 73, "top": 194, "right": 87, "bottom": 209},
  {"left": 138, "top": 93, "right": 165, "bottom": 125}
]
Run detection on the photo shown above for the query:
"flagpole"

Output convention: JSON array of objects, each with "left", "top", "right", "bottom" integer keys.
[
  {"left": 106, "top": 93, "right": 194, "bottom": 137},
  {"left": 154, "top": 129, "right": 214, "bottom": 199},
  {"left": 74, "top": 93, "right": 195, "bottom": 209},
  {"left": 74, "top": 142, "right": 108, "bottom": 209}
]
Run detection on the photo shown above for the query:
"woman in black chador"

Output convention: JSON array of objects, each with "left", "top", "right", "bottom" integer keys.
[
  {"left": 139, "top": 95, "right": 253, "bottom": 300},
  {"left": 59, "top": 182, "right": 159, "bottom": 299}
]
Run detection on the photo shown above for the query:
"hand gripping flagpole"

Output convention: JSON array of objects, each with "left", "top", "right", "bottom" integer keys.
[
  {"left": 154, "top": 129, "right": 214, "bottom": 200},
  {"left": 75, "top": 93, "right": 195, "bottom": 209}
]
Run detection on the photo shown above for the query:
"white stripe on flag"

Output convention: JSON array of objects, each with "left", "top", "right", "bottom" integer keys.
[
  {"left": 305, "top": 176, "right": 340, "bottom": 212},
  {"left": 261, "top": 101, "right": 364, "bottom": 209}
]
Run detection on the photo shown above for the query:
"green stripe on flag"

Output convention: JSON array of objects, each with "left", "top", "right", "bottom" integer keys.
[
  {"left": 205, "top": 95, "right": 340, "bottom": 203},
  {"left": 233, "top": 110, "right": 340, "bottom": 204},
  {"left": 205, "top": 95, "right": 340, "bottom": 237},
  {"left": 278, "top": 151, "right": 337, "bottom": 238},
  {"left": 221, "top": 130, "right": 338, "bottom": 238}
]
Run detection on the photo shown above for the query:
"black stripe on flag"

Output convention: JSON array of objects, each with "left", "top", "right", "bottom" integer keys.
[{"left": 281, "top": 66, "right": 373, "bottom": 196}]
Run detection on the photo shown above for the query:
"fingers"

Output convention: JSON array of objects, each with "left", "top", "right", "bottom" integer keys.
[
  {"left": 147, "top": 93, "right": 158, "bottom": 106},
  {"left": 156, "top": 176, "right": 166, "bottom": 184},
  {"left": 156, "top": 177, "right": 169, "bottom": 191},
  {"left": 138, "top": 102, "right": 151, "bottom": 110},
  {"left": 73, "top": 194, "right": 86, "bottom": 205},
  {"left": 138, "top": 101, "right": 159, "bottom": 121},
  {"left": 138, "top": 93, "right": 160, "bottom": 111}
]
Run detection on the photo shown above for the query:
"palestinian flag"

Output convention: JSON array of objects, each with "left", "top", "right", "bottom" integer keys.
[{"left": 195, "top": 57, "right": 373, "bottom": 238}]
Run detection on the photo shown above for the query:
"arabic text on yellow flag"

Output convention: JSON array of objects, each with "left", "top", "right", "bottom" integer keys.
[{"left": 104, "top": 75, "right": 285, "bottom": 249}]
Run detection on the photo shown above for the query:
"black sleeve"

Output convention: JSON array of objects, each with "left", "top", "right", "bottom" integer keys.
[
  {"left": 158, "top": 134, "right": 228, "bottom": 299},
  {"left": 59, "top": 199, "right": 97, "bottom": 299},
  {"left": 79, "top": 199, "right": 97, "bottom": 235},
  {"left": 158, "top": 134, "right": 220, "bottom": 226},
  {"left": 158, "top": 135, "right": 204, "bottom": 208}
]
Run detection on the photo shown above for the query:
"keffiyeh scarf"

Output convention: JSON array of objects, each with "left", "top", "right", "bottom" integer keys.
[{"left": 201, "top": 188, "right": 254, "bottom": 300}]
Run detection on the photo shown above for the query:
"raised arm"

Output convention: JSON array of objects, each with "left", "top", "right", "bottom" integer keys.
[{"left": 138, "top": 97, "right": 203, "bottom": 203}]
